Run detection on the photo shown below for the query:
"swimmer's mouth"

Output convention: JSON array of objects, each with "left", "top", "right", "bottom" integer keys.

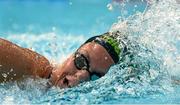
[
  {"left": 47, "top": 71, "right": 70, "bottom": 88},
  {"left": 56, "top": 77, "right": 70, "bottom": 88},
  {"left": 46, "top": 77, "right": 61, "bottom": 88}
]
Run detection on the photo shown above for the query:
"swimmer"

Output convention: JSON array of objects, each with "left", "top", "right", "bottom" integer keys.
[{"left": 0, "top": 31, "right": 127, "bottom": 88}]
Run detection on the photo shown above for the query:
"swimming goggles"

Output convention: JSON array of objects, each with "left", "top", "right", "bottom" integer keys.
[
  {"left": 74, "top": 51, "right": 90, "bottom": 72},
  {"left": 74, "top": 51, "right": 101, "bottom": 80}
]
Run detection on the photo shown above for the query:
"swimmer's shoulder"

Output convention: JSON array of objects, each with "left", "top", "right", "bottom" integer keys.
[
  {"left": 0, "top": 37, "right": 53, "bottom": 79},
  {"left": 0, "top": 38, "right": 14, "bottom": 46},
  {"left": 0, "top": 38, "right": 22, "bottom": 51},
  {"left": 23, "top": 48, "right": 53, "bottom": 78}
]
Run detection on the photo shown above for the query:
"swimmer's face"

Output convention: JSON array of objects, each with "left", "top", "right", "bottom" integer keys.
[{"left": 50, "top": 42, "right": 114, "bottom": 88}]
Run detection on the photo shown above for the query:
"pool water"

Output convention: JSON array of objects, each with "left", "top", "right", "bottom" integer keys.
[{"left": 0, "top": 0, "right": 180, "bottom": 104}]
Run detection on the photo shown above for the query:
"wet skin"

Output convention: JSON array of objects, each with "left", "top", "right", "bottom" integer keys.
[
  {"left": 0, "top": 38, "right": 52, "bottom": 82},
  {"left": 49, "top": 42, "right": 115, "bottom": 88},
  {"left": 0, "top": 38, "right": 114, "bottom": 88}
]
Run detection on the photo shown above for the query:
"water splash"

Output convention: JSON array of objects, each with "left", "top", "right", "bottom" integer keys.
[
  {"left": 6, "top": 32, "right": 87, "bottom": 64},
  {"left": 0, "top": 0, "right": 180, "bottom": 104},
  {"left": 111, "top": 0, "right": 180, "bottom": 77},
  {"left": 39, "top": 0, "right": 179, "bottom": 104}
]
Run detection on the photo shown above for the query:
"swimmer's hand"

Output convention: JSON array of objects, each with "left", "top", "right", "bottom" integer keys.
[{"left": 0, "top": 38, "right": 52, "bottom": 83}]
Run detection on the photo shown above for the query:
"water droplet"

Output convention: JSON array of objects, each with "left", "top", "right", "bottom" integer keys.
[
  {"left": 126, "top": 88, "right": 135, "bottom": 95},
  {"left": 134, "top": 5, "right": 137, "bottom": 8},
  {"left": 2, "top": 73, "right": 7, "bottom": 78},
  {"left": 36, "top": 56, "right": 40, "bottom": 60},
  {"left": 10, "top": 68, "right": 13, "bottom": 72},
  {"left": 69, "top": 2, "right": 72, "bottom": 5},
  {"left": 107, "top": 3, "right": 113, "bottom": 11},
  {"left": 116, "top": 85, "right": 124, "bottom": 93},
  {"left": 52, "top": 26, "right": 56, "bottom": 31},
  {"left": 91, "top": 89, "right": 98, "bottom": 94}
]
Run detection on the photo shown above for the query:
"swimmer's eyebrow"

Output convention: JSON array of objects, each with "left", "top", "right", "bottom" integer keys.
[
  {"left": 85, "top": 50, "right": 90, "bottom": 62},
  {"left": 78, "top": 49, "right": 90, "bottom": 62}
]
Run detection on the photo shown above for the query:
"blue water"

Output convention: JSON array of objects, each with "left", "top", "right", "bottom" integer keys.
[
  {"left": 0, "top": 0, "right": 180, "bottom": 104},
  {"left": 0, "top": 0, "right": 146, "bottom": 35}
]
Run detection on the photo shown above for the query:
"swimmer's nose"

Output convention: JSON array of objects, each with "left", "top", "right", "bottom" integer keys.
[{"left": 57, "top": 75, "right": 78, "bottom": 88}]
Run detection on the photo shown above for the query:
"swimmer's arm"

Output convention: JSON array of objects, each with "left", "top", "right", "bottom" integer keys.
[{"left": 0, "top": 38, "right": 52, "bottom": 82}]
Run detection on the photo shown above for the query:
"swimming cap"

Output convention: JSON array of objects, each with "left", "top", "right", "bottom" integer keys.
[{"left": 84, "top": 32, "right": 122, "bottom": 64}]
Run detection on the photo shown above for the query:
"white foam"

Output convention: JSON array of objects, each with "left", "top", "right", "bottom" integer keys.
[
  {"left": 6, "top": 32, "right": 87, "bottom": 65},
  {"left": 111, "top": 0, "right": 180, "bottom": 78}
]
